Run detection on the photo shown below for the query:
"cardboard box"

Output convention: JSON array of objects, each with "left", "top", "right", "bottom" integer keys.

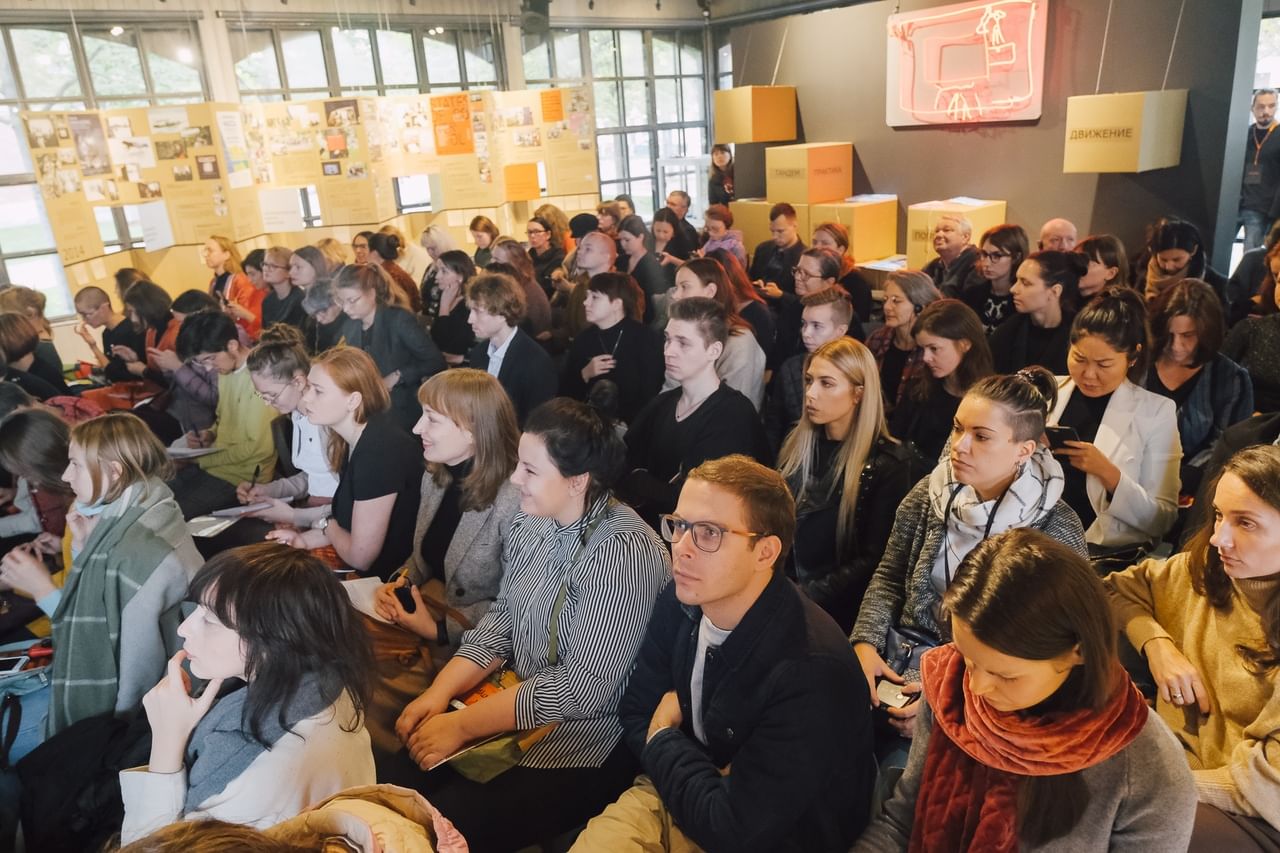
[
  {"left": 730, "top": 199, "right": 810, "bottom": 258},
  {"left": 1062, "top": 89, "right": 1188, "bottom": 173},
  {"left": 765, "top": 142, "right": 853, "bottom": 205},
  {"left": 713, "top": 86, "right": 797, "bottom": 145},
  {"left": 810, "top": 194, "right": 898, "bottom": 263},
  {"left": 906, "top": 197, "right": 1007, "bottom": 269}
]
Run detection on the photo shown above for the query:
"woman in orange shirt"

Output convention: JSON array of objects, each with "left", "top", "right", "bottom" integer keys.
[{"left": 204, "top": 235, "right": 261, "bottom": 338}]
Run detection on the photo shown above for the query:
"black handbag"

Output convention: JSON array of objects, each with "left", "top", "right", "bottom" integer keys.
[{"left": 883, "top": 625, "right": 939, "bottom": 678}]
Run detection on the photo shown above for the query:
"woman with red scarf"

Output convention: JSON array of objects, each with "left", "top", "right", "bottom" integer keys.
[{"left": 856, "top": 528, "right": 1195, "bottom": 852}]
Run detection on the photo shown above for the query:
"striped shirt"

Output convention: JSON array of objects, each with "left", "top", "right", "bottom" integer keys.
[{"left": 455, "top": 496, "right": 671, "bottom": 769}]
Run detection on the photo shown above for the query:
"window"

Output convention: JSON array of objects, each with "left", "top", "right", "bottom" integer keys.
[
  {"left": 0, "top": 21, "right": 207, "bottom": 318},
  {"left": 522, "top": 28, "right": 710, "bottom": 218},
  {"left": 300, "top": 185, "right": 322, "bottom": 228},
  {"left": 229, "top": 23, "right": 505, "bottom": 101},
  {"left": 394, "top": 175, "right": 432, "bottom": 213}
]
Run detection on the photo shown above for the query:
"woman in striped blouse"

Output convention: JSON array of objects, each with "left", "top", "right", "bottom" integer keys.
[{"left": 382, "top": 398, "right": 671, "bottom": 852}]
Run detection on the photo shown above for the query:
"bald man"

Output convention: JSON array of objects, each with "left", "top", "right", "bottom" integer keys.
[{"left": 1038, "top": 218, "right": 1078, "bottom": 251}]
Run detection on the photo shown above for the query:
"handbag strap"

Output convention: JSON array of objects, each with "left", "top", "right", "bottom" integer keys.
[
  {"left": 0, "top": 692, "right": 22, "bottom": 771},
  {"left": 547, "top": 500, "right": 612, "bottom": 667}
]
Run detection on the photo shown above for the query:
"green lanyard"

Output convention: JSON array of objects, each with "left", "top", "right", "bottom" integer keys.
[{"left": 547, "top": 501, "right": 611, "bottom": 666}]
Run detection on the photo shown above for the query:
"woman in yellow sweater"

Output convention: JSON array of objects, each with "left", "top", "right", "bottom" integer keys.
[{"left": 1106, "top": 443, "right": 1280, "bottom": 851}]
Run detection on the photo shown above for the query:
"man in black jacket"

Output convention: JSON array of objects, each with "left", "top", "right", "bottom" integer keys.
[
  {"left": 748, "top": 203, "right": 806, "bottom": 296},
  {"left": 575, "top": 455, "right": 875, "bottom": 852},
  {"left": 465, "top": 272, "right": 556, "bottom": 426}
]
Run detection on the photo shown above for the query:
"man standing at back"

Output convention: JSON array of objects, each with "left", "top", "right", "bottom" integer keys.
[
  {"left": 574, "top": 455, "right": 875, "bottom": 852},
  {"left": 1241, "top": 88, "right": 1280, "bottom": 252}
]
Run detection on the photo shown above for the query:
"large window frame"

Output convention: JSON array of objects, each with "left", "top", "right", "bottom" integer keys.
[{"left": 0, "top": 18, "right": 208, "bottom": 317}]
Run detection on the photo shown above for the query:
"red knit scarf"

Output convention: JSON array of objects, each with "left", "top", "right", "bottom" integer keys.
[{"left": 907, "top": 644, "right": 1149, "bottom": 853}]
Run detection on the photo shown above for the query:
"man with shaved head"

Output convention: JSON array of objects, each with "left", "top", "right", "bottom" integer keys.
[{"left": 1038, "top": 218, "right": 1078, "bottom": 251}]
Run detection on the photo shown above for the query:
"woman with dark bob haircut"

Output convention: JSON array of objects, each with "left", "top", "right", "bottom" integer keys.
[
  {"left": 858, "top": 528, "right": 1196, "bottom": 851},
  {"left": 118, "top": 542, "right": 375, "bottom": 843},
  {"left": 380, "top": 397, "right": 670, "bottom": 852},
  {"left": 1146, "top": 279, "right": 1253, "bottom": 495}
]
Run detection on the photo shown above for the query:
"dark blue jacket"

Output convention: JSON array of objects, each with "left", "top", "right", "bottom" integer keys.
[{"left": 619, "top": 571, "right": 875, "bottom": 852}]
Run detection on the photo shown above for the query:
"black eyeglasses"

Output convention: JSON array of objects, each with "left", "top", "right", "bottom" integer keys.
[
  {"left": 659, "top": 514, "right": 765, "bottom": 553},
  {"left": 979, "top": 250, "right": 1011, "bottom": 262}
]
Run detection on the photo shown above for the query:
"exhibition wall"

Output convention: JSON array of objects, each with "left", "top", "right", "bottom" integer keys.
[{"left": 726, "top": 0, "right": 1262, "bottom": 269}]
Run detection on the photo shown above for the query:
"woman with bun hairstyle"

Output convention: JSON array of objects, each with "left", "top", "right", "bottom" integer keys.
[
  {"left": 1146, "top": 279, "right": 1253, "bottom": 495},
  {"left": 990, "top": 249, "right": 1086, "bottom": 374},
  {"left": 777, "top": 338, "right": 916, "bottom": 632},
  {"left": 1047, "top": 286, "right": 1181, "bottom": 554},
  {"left": 852, "top": 368, "right": 1086, "bottom": 741},
  {"left": 889, "top": 299, "right": 993, "bottom": 463},
  {"left": 118, "top": 543, "right": 375, "bottom": 843},
  {"left": 857, "top": 529, "right": 1196, "bottom": 852},
  {"left": 866, "top": 270, "right": 943, "bottom": 414},
  {"left": 367, "top": 232, "right": 423, "bottom": 313},
  {"left": 1106, "top": 445, "right": 1280, "bottom": 849},
  {"left": 381, "top": 398, "right": 671, "bottom": 852}
]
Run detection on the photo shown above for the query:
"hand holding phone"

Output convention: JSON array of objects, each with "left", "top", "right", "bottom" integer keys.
[
  {"left": 1044, "top": 424, "right": 1081, "bottom": 451},
  {"left": 876, "top": 678, "right": 915, "bottom": 709}
]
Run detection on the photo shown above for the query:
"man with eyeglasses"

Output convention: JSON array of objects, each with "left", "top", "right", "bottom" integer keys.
[
  {"left": 922, "top": 214, "right": 979, "bottom": 296},
  {"left": 166, "top": 311, "right": 276, "bottom": 519},
  {"left": 72, "top": 285, "right": 144, "bottom": 383},
  {"left": 748, "top": 203, "right": 806, "bottom": 297},
  {"left": 259, "top": 245, "right": 307, "bottom": 331},
  {"left": 574, "top": 454, "right": 875, "bottom": 851}
]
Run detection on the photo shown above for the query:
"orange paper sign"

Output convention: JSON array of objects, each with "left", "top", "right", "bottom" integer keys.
[
  {"left": 430, "top": 93, "right": 474, "bottom": 156},
  {"left": 540, "top": 90, "right": 565, "bottom": 123},
  {"left": 503, "top": 162, "right": 541, "bottom": 201}
]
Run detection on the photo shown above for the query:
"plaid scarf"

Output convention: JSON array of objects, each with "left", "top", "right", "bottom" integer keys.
[{"left": 47, "top": 479, "right": 192, "bottom": 735}]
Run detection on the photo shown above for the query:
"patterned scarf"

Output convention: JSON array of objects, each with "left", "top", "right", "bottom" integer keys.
[{"left": 908, "top": 645, "right": 1149, "bottom": 853}]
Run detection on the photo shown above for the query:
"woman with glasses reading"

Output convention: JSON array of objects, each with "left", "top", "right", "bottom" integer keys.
[{"left": 380, "top": 398, "right": 670, "bottom": 852}]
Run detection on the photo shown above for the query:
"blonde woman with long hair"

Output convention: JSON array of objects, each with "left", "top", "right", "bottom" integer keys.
[{"left": 777, "top": 338, "right": 918, "bottom": 632}]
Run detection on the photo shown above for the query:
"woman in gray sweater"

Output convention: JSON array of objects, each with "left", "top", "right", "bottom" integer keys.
[
  {"left": 855, "top": 529, "right": 1195, "bottom": 852},
  {"left": 851, "top": 368, "right": 1087, "bottom": 739}
]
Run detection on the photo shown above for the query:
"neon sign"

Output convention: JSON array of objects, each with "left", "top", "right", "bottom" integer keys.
[{"left": 886, "top": 0, "right": 1049, "bottom": 127}]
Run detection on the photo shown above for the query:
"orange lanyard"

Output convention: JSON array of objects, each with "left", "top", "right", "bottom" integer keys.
[{"left": 1254, "top": 122, "right": 1277, "bottom": 165}]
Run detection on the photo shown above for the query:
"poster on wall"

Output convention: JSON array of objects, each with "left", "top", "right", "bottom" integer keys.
[
  {"left": 885, "top": 0, "right": 1048, "bottom": 126},
  {"left": 431, "top": 93, "right": 475, "bottom": 156},
  {"left": 68, "top": 114, "right": 110, "bottom": 175},
  {"left": 137, "top": 200, "right": 176, "bottom": 251},
  {"left": 259, "top": 187, "right": 304, "bottom": 232}
]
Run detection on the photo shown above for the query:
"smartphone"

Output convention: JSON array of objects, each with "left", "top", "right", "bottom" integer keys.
[
  {"left": 876, "top": 679, "right": 914, "bottom": 709},
  {"left": 0, "top": 655, "right": 29, "bottom": 674},
  {"left": 394, "top": 583, "right": 417, "bottom": 614},
  {"left": 1045, "top": 424, "right": 1081, "bottom": 451}
]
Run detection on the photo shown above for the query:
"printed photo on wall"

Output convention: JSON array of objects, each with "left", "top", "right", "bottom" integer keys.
[
  {"left": 137, "top": 181, "right": 163, "bottom": 199},
  {"left": 196, "top": 155, "right": 220, "bottom": 179},
  {"left": 107, "top": 116, "right": 133, "bottom": 140},
  {"left": 325, "top": 129, "right": 349, "bottom": 159},
  {"left": 322, "top": 161, "right": 341, "bottom": 177},
  {"left": 120, "top": 163, "right": 141, "bottom": 183},
  {"left": 105, "top": 179, "right": 119, "bottom": 201},
  {"left": 26, "top": 117, "right": 56, "bottom": 149},
  {"left": 156, "top": 140, "right": 188, "bottom": 160},
  {"left": 83, "top": 179, "right": 105, "bottom": 202},
  {"left": 68, "top": 114, "right": 110, "bottom": 175},
  {"left": 173, "top": 164, "right": 193, "bottom": 181},
  {"left": 346, "top": 162, "right": 367, "bottom": 179},
  {"left": 181, "top": 125, "right": 213, "bottom": 147},
  {"left": 325, "top": 99, "right": 359, "bottom": 128}
]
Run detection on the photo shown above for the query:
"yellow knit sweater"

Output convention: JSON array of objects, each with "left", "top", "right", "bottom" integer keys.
[{"left": 1106, "top": 552, "right": 1280, "bottom": 828}]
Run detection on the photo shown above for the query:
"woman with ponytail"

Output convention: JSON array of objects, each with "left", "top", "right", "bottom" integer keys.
[
  {"left": 990, "top": 249, "right": 1087, "bottom": 374},
  {"left": 1107, "top": 444, "right": 1280, "bottom": 850},
  {"left": 857, "top": 528, "right": 1196, "bottom": 851}
]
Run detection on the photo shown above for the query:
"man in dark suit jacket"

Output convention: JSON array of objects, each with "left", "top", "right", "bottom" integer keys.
[
  {"left": 748, "top": 202, "right": 806, "bottom": 296},
  {"left": 466, "top": 272, "right": 557, "bottom": 426}
]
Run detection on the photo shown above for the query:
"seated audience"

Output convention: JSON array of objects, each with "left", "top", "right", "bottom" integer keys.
[
  {"left": 0, "top": 313, "right": 64, "bottom": 398},
  {"left": 1048, "top": 286, "right": 1181, "bottom": 555},
  {"left": 335, "top": 263, "right": 446, "bottom": 432},
  {"left": 616, "top": 215, "right": 667, "bottom": 325},
  {"left": 0, "top": 408, "right": 71, "bottom": 554},
  {"left": 368, "top": 233, "right": 423, "bottom": 312},
  {"left": 236, "top": 249, "right": 270, "bottom": 338},
  {"left": 857, "top": 529, "right": 1195, "bottom": 851},
  {"left": 465, "top": 272, "right": 556, "bottom": 426},
  {"left": 1146, "top": 279, "right": 1253, "bottom": 495},
  {"left": 578, "top": 455, "right": 876, "bottom": 851},
  {"left": 615, "top": 194, "right": 637, "bottom": 218},
  {"left": 350, "top": 230, "right": 373, "bottom": 265},
  {"left": 866, "top": 270, "right": 943, "bottom": 413},
  {"left": 1038, "top": 216, "right": 1079, "bottom": 250},
  {"left": 119, "top": 281, "right": 180, "bottom": 382},
  {"left": 369, "top": 370, "right": 521, "bottom": 748},
  {"left": 202, "top": 235, "right": 259, "bottom": 339},
  {"left": 314, "top": 236, "right": 350, "bottom": 271},
  {"left": 665, "top": 190, "right": 700, "bottom": 250},
  {"left": 852, "top": 369, "right": 1086, "bottom": 741},
  {"left": 705, "top": 246, "right": 773, "bottom": 355},
  {"left": 597, "top": 200, "right": 623, "bottom": 240},
  {"left": 552, "top": 229, "right": 614, "bottom": 346},
  {"left": 777, "top": 338, "right": 915, "bottom": 631},
  {"left": 955, "top": 223, "right": 1027, "bottom": 333},
  {"left": 72, "top": 286, "right": 145, "bottom": 382},
  {"left": 289, "top": 244, "right": 330, "bottom": 292},
  {"left": 0, "top": 287, "right": 63, "bottom": 389},
  {"left": 118, "top": 543, "right": 374, "bottom": 843},
  {"left": 748, "top": 202, "right": 805, "bottom": 296},
  {"left": 526, "top": 216, "right": 566, "bottom": 297},
  {"left": 0, "top": 413, "right": 200, "bottom": 749},
  {"left": 1224, "top": 272, "right": 1280, "bottom": 411},
  {"left": 489, "top": 238, "right": 552, "bottom": 338},
  {"left": 665, "top": 257, "right": 767, "bottom": 409},
  {"left": 1185, "top": 410, "right": 1280, "bottom": 542},
  {"left": 765, "top": 246, "right": 861, "bottom": 368},
  {"left": 561, "top": 272, "right": 664, "bottom": 424},
  {"left": 990, "top": 249, "right": 1085, "bottom": 374},
  {"left": 699, "top": 203, "right": 747, "bottom": 268},
  {"left": 1106, "top": 446, "right": 1280, "bottom": 850},
  {"left": 380, "top": 398, "right": 671, "bottom": 851},
  {"left": 301, "top": 278, "right": 344, "bottom": 354},
  {"left": 652, "top": 208, "right": 693, "bottom": 279},
  {"left": 419, "top": 225, "right": 460, "bottom": 310},
  {"left": 146, "top": 291, "right": 223, "bottom": 441},
  {"left": 237, "top": 330, "right": 339, "bottom": 526},
  {"left": 622, "top": 297, "right": 770, "bottom": 527},
  {"left": 889, "top": 299, "right": 993, "bottom": 463},
  {"left": 377, "top": 225, "right": 427, "bottom": 287},
  {"left": 923, "top": 214, "right": 979, "bottom": 295},
  {"left": 428, "top": 251, "right": 477, "bottom": 365},
  {"left": 269, "top": 347, "right": 422, "bottom": 580},
  {"left": 708, "top": 142, "right": 734, "bottom": 205},
  {"left": 1226, "top": 224, "right": 1280, "bottom": 326},
  {"left": 764, "top": 287, "right": 855, "bottom": 451},
  {"left": 168, "top": 311, "right": 277, "bottom": 519},
  {"left": 1076, "top": 233, "right": 1131, "bottom": 300},
  {"left": 258, "top": 246, "right": 306, "bottom": 331},
  {"left": 469, "top": 215, "right": 499, "bottom": 268},
  {"left": 812, "top": 220, "right": 874, "bottom": 323},
  {"left": 535, "top": 203, "right": 575, "bottom": 254},
  {"left": 1141, "top": 218, "right": 1228, "bottom": 304}
]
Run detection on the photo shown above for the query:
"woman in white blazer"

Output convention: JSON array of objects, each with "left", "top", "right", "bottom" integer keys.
[{"left": 1047, "top": 286, "right": 1181, "bottom": 551}]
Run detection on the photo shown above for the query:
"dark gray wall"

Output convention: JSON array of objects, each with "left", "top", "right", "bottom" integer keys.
[{"left": 727, "top": 0, "right": 1262, "bottom": 270}]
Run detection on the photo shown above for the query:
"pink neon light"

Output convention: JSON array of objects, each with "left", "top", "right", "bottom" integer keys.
[{"left": 886, "top": 0, "right": 1048, "bottom": 127}]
